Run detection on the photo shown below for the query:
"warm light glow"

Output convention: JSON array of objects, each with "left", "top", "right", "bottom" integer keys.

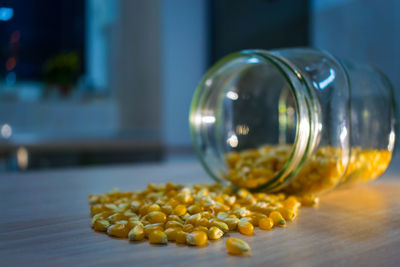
[
  {"left": 226, "top": 91, "right": 238, "bottom": 100},
  {"left": 1, "top": 124, "right": 12, "bottom": 138},
  {"left": 17, "top": 147, "right": 29, "bottom": 170},
  {"left": 227, "top": 134, "right": 238, "bottom": 148}
]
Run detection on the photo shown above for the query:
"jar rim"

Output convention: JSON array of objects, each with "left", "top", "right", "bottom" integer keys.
[{"left": 189, "top": 49, "right": 318, "bottom": 192}]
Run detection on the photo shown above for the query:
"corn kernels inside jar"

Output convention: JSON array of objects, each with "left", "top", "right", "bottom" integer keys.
[
  {"left": 225, "top": 145, "right": 392, "bottom": 195},
  {"left": 190, "top": 48, "right": 395, "bottom": 197}
]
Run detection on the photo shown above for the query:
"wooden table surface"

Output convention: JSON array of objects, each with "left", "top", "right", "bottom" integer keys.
[{"left": 1, "top": 161, "right": 400, "bottom": 267}]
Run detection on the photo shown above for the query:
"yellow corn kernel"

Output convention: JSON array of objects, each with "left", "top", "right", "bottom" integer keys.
[
  {"left": 238, "top": 222, "right": 254, "bottom": 235},
  {"left": 90, "top": 204, "right": 104, "bottom": 215},
  {"left": 165, "top": 182, "right": 176, "bottom": 190},
  {"left": 107, "top": 223, "right": 129, "bottom": 238},
  {"left": 141, "top": 220, "right": 150, "bottom": 226},
  {"left": 166, "top": 191, "right": 177, "bottom": 198},
  {"left": 197, "top": 217, "right": 210, "bottom": 227},
  {"left": 91, "top": 213, "right": 103, "bottom": 226},
  {"left": 130, "top": 200, "right": 141, "bottom": 212},
  {"left": 186, "top": 213, "right": 202, "bottom": 225},
  {"left": 138, "top": 204, "right": 150, "bottom": 216},
  {"left": 240, "top": 217, "right": 254, "bottom": 225},
  {"left": 177, "top": 191, "right": 193, "bottom": 204},
  {"left": 187, "top": 204, "right": 202, "bottom": 214},
  {"left": 161, "top": 205, "right": 173, "bottom": 215},
  {"left": 148, "top": 230, "right": 168, "bottom": 244},
  {"left": 96, "top": 211, "right": 113, "bottom": 221},
  {"left": 182, "top": 213, "right": 190, "bottom": 221},
  {"left": 278, "top": 207, "right": 296, "bottom": 221},
  {"left": 233, "top": 207, "right": 251, "bottom": 218},
  {"left": 168, "top": 198, "right": 179, "bottom": 208},
  {"left": 147, "top": 211, "right": 167, "bottom": 224},
  {"left": 217, "top": 212, "right": 229, "bottom": 220},
  {"left": 88, "top": 194, "right": 100, "bottom": 204},
  {"left": 226, "top": 237, "right": 250, "bottom": 255},
  {"left": 164, "top": 227, "right": 179, "bottom": 241},
  {"left": 237, "top": 188, "right": 251, "bottom": 199},
  {"left": 147, "top": 183, "right": 158, "bottom": 191},
  {"left": 257, "top": 206, "right": 277, "bottom": 216},
  {"left": 226, "top": 152, "right": 240, "bottom": 168},
  {"left": 182, "top": 224, "right": 194, "bottom": 233},
  {"left": 284, "top": 196, "right": 301, "bottom": 210},
  {"left": 259, "top": 217, "right": 273, "bottom": 230},
  {"left": 251, "top": 213, "right": 267, "bottom": 226},
  {"left": 93, "top": 219, "right": 110, "bottom": 232},
  {"left": 165, "top": 220, "right": 183, "bottom": 229},
  {"left": 201, "top": 211, "right": 212, "bottom": 219},
  {"left": 211, "top": 221, "right": 229, "bottom": 233},
  {"left": 127, "top": 219, "right": 142, "bottom": 230},
  {"left": 116, "top": 220, "right": 128, "bottom": 225},
  {"left": 103, "top": 203, "right": 118, "bottom": 211},
  {"left": 108, "top": 213, "right": 126, "bottom": 224},
  {"left": 147, "top": 204, "right": 161, "bottom": 213},
  {"left": 167, "top": 215, "right": 184, "bottom": 224},
  {"left": 222, "top": 218, "right": 240, "bottom": 231},
  {"left": 299, "top": 195, "right": 319, "bottom": 207},
  {"left": 128, "top": 225, "right": 145, "bottom": 241},
  {"left": 144, "top": 223, "right": 164, "bottom": 237},
  {"left": 175, "top": 230, "right": 187, "bottom": 244},
  {"left": 215, "top": 203, "right": 230, "bottom": 212},
  {"left": 238, "top": 220, "right": 254, "bottom": 235},
  {"left": 173, "top": 205, "right": 187, "bottom": 216},
  {"left": 208, "top": 226, "right": 224, "bottom": 240},
  {"left": 193, "top": 226, "right": 208, "bottom": 234},
  {"left": 208, "top": 217, "right": 220, "bottom": 224},
  {"left": 127, "top": 212, "right": 139, "bottom": 220},
  {"left": 224, "top": 195, "right": 236, "bottom": 206},
  {"left": 269, "top": 211, "right": 286, "bottom": 227},
  {"left": 186, "top": 231, "right": 208, "bottom": 246}
]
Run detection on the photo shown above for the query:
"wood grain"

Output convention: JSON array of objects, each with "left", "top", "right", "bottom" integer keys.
[{"left": 1, "top": 161, "right": 400, "bottom": 266}]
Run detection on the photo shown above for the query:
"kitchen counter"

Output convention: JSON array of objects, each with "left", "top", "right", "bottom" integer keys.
[{"left": 1, "top": 161, "right": 400, "bottom": 266}]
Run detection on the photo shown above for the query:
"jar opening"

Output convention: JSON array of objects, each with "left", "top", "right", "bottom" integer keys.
[{"left": 190, "top": 51, "right": 313, "bottom": 191}]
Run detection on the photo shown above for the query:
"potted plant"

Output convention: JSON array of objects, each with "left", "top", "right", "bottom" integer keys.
[{"left": 43, "top": 52, "right": 81, "bottom": 97}]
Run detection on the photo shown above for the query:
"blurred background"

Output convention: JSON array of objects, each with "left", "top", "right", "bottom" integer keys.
[{"left": 0, "top": 0, "right": 399, "bottom": 171}]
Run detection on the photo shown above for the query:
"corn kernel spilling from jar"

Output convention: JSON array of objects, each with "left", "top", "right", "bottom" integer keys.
[
  {"left": 89, "top": 183, "right": 310, "bottom": 256},
  {"left": 226, "top": 145, "right": 391, "bottom": 194}
]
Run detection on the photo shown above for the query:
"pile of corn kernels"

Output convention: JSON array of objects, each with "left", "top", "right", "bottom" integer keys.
[
  {"left": 226, "top": 145, "right": 391, "bottom": 194},
  {"left": 89, "top": 145, "right": 390, "bottom": 256},
  {"left": 89, "top": 183, "right": 312, "bottom": 255}
]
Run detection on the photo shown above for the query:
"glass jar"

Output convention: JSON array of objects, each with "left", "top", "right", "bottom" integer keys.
[{"left": 189, "top": 48, "right": 396, "bottom": 196}]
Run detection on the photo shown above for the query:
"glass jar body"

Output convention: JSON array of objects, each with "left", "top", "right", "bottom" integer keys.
[{"left": 190, "top": 48, "right": 396, "bottom": 195}]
